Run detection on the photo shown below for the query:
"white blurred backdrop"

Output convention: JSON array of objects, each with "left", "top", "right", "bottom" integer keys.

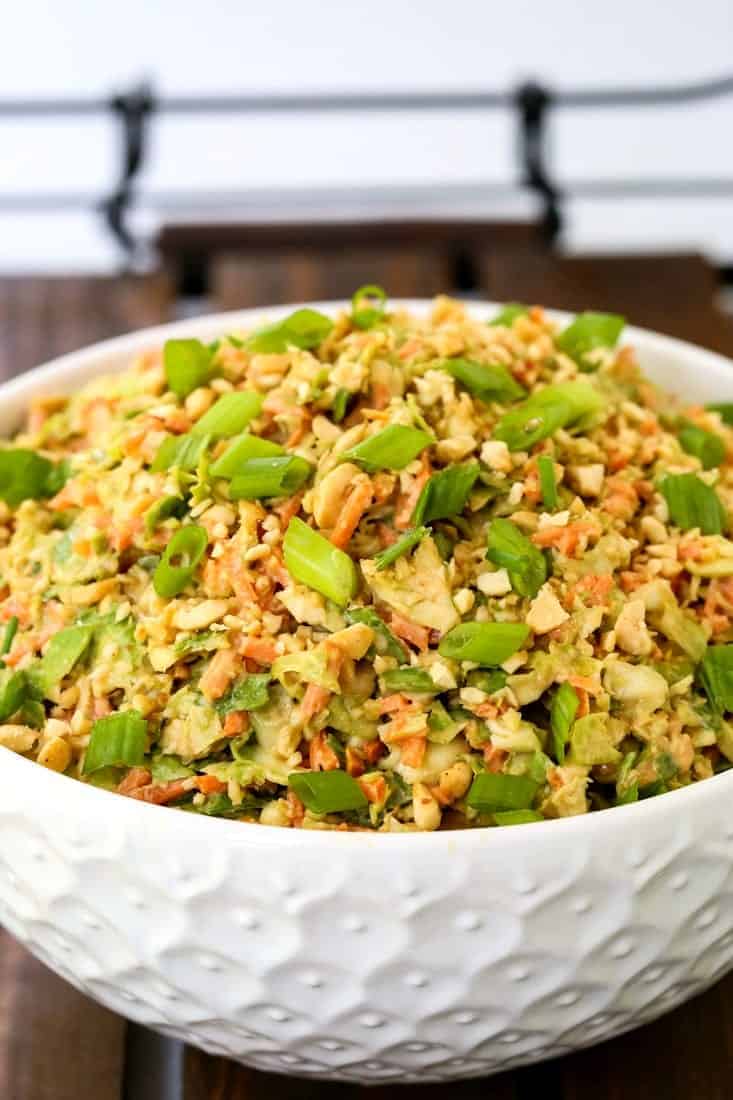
[{"left": 0, "top": 0, "right": 732, "bottom": 270}]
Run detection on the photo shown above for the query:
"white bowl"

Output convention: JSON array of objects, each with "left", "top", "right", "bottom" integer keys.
[{"left": 1, "top": 302, "right": 733, "bottom": 1084}]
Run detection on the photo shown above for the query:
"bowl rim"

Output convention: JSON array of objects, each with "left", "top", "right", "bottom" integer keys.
[{"left": 2, "top": 297, "right": 733, "bottom": 848}]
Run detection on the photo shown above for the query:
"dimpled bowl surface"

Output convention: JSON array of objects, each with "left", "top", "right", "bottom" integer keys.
[{"left": 1, "top": 302, "right": 733, "bottom": 1084}]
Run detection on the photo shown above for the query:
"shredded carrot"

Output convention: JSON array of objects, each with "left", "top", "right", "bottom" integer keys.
[
  {"left": 330, "top": 479, "right": 373, "bottom": 550},
  {"left": 223, "top": 711, "right": 249, "bottom": 736},
  {"left": 128, "top": 778, "right": 192, "bottom": 805},
  {"left": 362, "top": 739, "right": 386, "bottom": 765},
  {"left": 196, "top": 775, "right": 228, "bottom": 795},
  {"left": 566, "top": 573, "right": 613, "bottom": 608},
  {"left": 397, "top": 338, "right": 422, "bottom": 361},
  {"left": 390, "top": 613, "right": 430, "bottom": 651},
  {"left": 309, "top": 730, "right": 340, "bottom": 770},
  {"left": 483, "top": 745, "right": 507, "bottom": 772},
  {"left": 399, "top": 736, "right": 427, "bottom": 768},
  {"left": 240, "top": 636, "right": 278, "bottom": 664},
  {"left": 300, "top": 683, "right": 332, "bottom": 724},
  {"left": 117, "top": 767, "right": 152, "bottom": 795},
  {"left": 287, "top": 789, "right": 305, "bottom": 827},
  {"left": 370, "top": 381, "right": 391, "bottom": 410},
  {"left": 531, "top": 520, "right": 600, "bottom": 557},
  {"left": 357, "top": 774, "right": 387, "bottom": 804},
  {"left": 394, "top": 455, "right": 431, "bottom": 530},
  {"left": 345, "top": 747, "right": 364, "bottom": 777},
  {"left": 375, "top": 693, "right": 410, "bottom": 715},
  {"left": 274, "top": 491, "right": 304, "bottom": 528}
]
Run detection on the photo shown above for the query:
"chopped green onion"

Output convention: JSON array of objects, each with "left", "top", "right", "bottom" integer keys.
[
  {"left": 246, "top": 308, "right": 333, "bottom": 354},
  {"left": 288, "top": 769, "right": 368, "bottom": 813},
  {"left": 436, "top": 358, "right": 525, "bottom": 403},
  {"left": 150, "top": 433, "right": 210, "bottom": 473},
  {"left": 698, "top": 644, "right": 733, "bottom": 713},
  {"left": 556, "top": 312, "right": 625, "bottom": 369},
  {"left": 707, "top": 403, "right": 733, "bottom": 425},
  {"left": 150, "top": 755, "right": 195, "bottom": 783},
  {"left": 489, "top": 303, "right": 529, "bottom": 327},
  {"left": 486, "top": 518, "right": 547, "bottom": 598},
  {"left": 331, "top": 388, "right": 351, "bottom": 423},
  {"left": 29, "top": 624, "right": 94, "bottom": 698},
  {"left": 660, "top": 473, "right": 727, "bottom": 535},
  {"left": 0, "top": 616, "right": 19, "bottom": 657},
  {"left": 153, "top": 525, "right": 208, "bottom": 598},
  {"left": 342, "top": 425, "right": 433, "bottom": 471},
  {"left": 283, "top": 517, "right": 358, "bottom": 608},
  {"left": 494, "top": 809, "right": 544, "bottom": 826},
  {"left": 412, "top": 463, "right": 480, "bottom": 526},
  {"left": 373, "top": 526, "right": 429, "bottom": 571},
  {"left": 144, "top": 495, "right": 186, "bottom": 534},
  {"left": 229, "top": 456, "right": 312, "bottom": 500},
  {"left": 83, "top": 710, "right": 147, "bottom": 774},
  {"left": 550, "top": 682, "right": 580, "bottom": 764},
  {"left": 214, "top": 674, "right": 270, "bottom": 715},
  {"left": 381, "top": 667, "right": 436, "bottom": 693},
  {"left": 209, "top": 433, "right": 283, "bottom": 479},
  {"left": 438, "top": 621, "right": 529, "bottom": 665},
  {"left": 345, "top": 607, "right": 405, "bottom": 659},
  {"left": 351, "top": 285, "right": 387, "bottom": 330},
  {"left": 466, "top": 668, "right": 507, "bottom": 694},
  {"left": 537, "top": 455, "right": 558, "bottom": 510},
  {"left": 0, "top": 449, "right": 65, "bottom": 508},
  {"left": 466, "top": 771, "right": 539, "bottom": 813},
  {"left": 492, "top": 381, "right": 604, "bottom": 452},
  {"left": 190, "top": 392, "right": 263, "bottom": 439},
  {"left": 678, "top": 420, "right": 725, "bottom": 470},
  {"left": 0, "top": 667, "right": 28, "bottom": 722},
  {"left": 164, "top": 339, "right": 214, "bottom": 400}
]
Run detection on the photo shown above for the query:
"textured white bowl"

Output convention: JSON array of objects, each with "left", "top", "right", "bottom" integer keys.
[{"left": 1, "top": 302, "right": 733, "bottom": 1084}]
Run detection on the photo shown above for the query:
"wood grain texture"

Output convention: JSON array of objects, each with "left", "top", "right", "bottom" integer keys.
[
  {"left": 0, "top": 273, "right": 173, "bottom": 380},
  {"left": 0, "top": 930, "right": 125, "bottom": 1100},
  {"left": 480, "top": 250, "right": 733, "bottom": 356}
]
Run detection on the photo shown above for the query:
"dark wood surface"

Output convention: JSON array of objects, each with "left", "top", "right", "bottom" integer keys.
[{"left": 1, "top": 252, "right": 732, "bottom": 1099}]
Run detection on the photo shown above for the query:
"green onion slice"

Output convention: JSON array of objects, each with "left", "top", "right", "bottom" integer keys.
[
  {"left": 0, "top": 667, "right": 28, "bottom": 722},
  {"left": 209, "top": 433, "right": 283, "bottom": 479},
  {"left": 660, "top": 473, "right": 727, "bottom": 535},
  {"left": 678, "top": 420, "right": 725, "bottom": 470},
  {"left": 153, "top": 525, "right": 208, "bottom": 598},
  {"left": 0, "top": 616, "right": 19, "bottom": 658},
  {"left": 438, "top": 621, "right": 529, "bottom": 665},
  {"left": 556, "top": 312, "right": 625, "bottom": 369},
  {"left": 144, "top": 495, "right": 187, "bottom": 534},
  {"left": 550, "top": 682, "right": 580, "bottom": 764},
  {"left": 342, "top": 425, "right": 433, "bottom": 471},
  {"left": 150, "top": 433, "right": 211, "bottom": 474},
  {"left": 489, "top": 303, "right": 529, "bottom": 327},
  {"left": 466, "top": 771, "right": 539, "bottom": 812},
  {"left": 486, "top": 518, "right": 547, "bottom": 598},
  {"left": 436, "top": 358, "right": 525, "bottom": 403},
  {"left": 331, "top": 388, "right": 351, "bottom": 423},
  {"left": 246, "top": 309, "right": 333, "bottom": 354},
  {"left": 537, "top": 454, "right": 558, "bottom": 510},
  {"left": 164, "top": 339, "right": 214, "bottom": 400},
  {"left": 381, "top": 667, "right": 436, "bottom": 693},
  {"left": 373, "top": 527, "right": 429, "bottom": 572},
  {"left": 191, "top": 391, "right": 263, "bottom": 439},
  {"left": 412, "top": 463, "right": 480, "bottom": 526},
  {"left": 707, "top": 403, "right": 733, "bottom": 426},
  {"left": 351, "top": 285, "right": 387, "bottom": 330},
  {"left": 494, "top": 809, "right": 544, "bottom": 826},
  {"left": 83, "top": 710, "right": 148, "bottom": 774},
  {"left": 283, "top": 517, "right": 358, "bottom": 608},
  {"left": 698, "top": 644, "right": 733, "bottom": 714},
  {"left": 29, "top": 624, "right": 95, "bottom": 698},
  {"left": 0, "top": 449, "right": 66, "bottom": 508},
  {"left": 288, "top": 769, "right": 368, "bottom": 813},
  {"left": 492, "top": 381, "right": 604, "bottom": 452},
  {"left": 229, "top": 456, "right": 312, "bottom": 500}
]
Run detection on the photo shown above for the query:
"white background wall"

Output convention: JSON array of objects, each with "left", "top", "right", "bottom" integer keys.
[{"left": 1, "top": 0, "right": 732, "bottom": 271}]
